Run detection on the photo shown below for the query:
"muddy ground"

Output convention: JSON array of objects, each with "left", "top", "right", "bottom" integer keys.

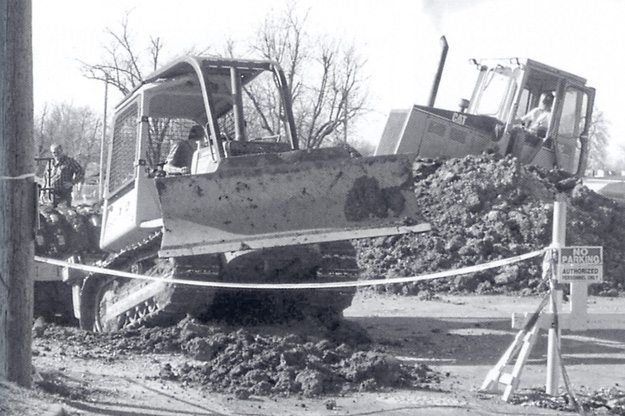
[
  {"left": 11, "top": 154, "right": 625, "bottom": 415},
  {"left": 2, "top": 291, "right": 625, "bottom": 415}
]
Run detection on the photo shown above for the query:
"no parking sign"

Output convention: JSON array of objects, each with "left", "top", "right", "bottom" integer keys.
[{"left": 556, "top": 246, "right": 603, "bottom": 282}]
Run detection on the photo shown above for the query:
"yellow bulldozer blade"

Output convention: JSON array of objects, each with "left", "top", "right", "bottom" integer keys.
[{"left": 155, "top": 149, "right": 429, "bottom": 257}]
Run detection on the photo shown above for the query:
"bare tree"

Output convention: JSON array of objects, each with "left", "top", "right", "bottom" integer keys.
[
  {"left": 80, "top": 13, "right": 177, "bottom": 165},
  {"left": 35, "top": 103, "right": 102, "bottom": 176},
  {"left": 231, "top": 2, "right": 370, "bottom": 148},
  {"left": 300, "top": 41, "right": 368, "bottom": 148},
  {"left": 83, "top": 4, "right": 368, "bottom": 160},
  {"left": 80, "top": 12, "right": 215, "bottom": 165},
  {"left": 80, "top": 12, "right": 163, "bottom": 96},
  {"left": 587, "top": 107, "right": 611, "bottom": 170}
]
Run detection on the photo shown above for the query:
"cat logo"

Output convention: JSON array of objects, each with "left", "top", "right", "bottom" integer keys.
[{"left": 451, "top": 112, "right": 467, "bottom": 125}]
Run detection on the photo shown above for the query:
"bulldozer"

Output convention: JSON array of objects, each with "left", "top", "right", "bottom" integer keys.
[
  {"left": 36, "top": 56, "right": 430, "bottom": 332},
  {"left": 376, "top": 37, "right": 595, "bottom": 178}
]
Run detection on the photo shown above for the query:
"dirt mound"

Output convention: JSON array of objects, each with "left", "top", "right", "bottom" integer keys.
[
  {"left": 34, "top": 203, "right": 106, "bottom": 323},
  {"left": 170, "top": 318, "right": 437, "bottom": 397},
  {"left": 355, "top": 154, "right": 625, "bottom": 296},
  {"left": 35, "top": 204, "right": 103, "bottom": 259},
  {"left": 33, "top": 317, "right": 440, "bottom": 398}
]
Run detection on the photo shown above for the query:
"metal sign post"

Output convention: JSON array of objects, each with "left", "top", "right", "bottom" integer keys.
[{"left": 546, "top": 198, "right": 566, "bottom": 394}]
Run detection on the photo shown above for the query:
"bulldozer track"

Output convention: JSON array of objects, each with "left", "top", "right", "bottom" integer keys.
[
  {"left": 81, "top": 232, "right": 220, "bottom": 332},
  {"left": 80, "top": 233, "right": 361, "bottom": 332}
]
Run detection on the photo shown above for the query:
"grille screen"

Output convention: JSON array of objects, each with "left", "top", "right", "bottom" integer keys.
[{"left": 108, "top": 104, "right": 138, "bottom": 194}]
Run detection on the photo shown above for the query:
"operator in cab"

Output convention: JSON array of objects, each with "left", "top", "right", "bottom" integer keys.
[
  {"left": 163, "top": 125, "right": 205, "bottom": 175},
  {"left": 518, "top": 92, "right": 554, "bottom": 138}
]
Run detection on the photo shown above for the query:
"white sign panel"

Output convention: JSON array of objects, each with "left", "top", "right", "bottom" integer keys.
[{"left": 556, "top": 246, "right": 603, "bottom": 282}]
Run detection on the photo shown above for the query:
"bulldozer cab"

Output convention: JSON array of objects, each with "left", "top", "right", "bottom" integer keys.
[
  {"left": 100, "top": 57, "right": 300, "bottom": 251},
  {"left": 468, "top": 58, "right": 595, "bottom": 175},
  {"left": 376, "top": 57, "right": 595, "bottom": 178}
]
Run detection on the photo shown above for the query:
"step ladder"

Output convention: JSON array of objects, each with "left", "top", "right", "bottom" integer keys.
[{"left": 480, "top": 293, "right": 550, "bottom": 401}]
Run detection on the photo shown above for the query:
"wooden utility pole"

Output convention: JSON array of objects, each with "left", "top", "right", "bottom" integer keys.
[{"left": 0, "top": 0, "right": 35, "bottom": 387}]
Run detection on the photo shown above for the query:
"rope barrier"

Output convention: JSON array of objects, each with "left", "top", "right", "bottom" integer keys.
[
  {"left": 35, "top": 248, "right": 545, "bottom": 290},
  {"left": 0, "top": 172, "right": 35, "bottom": 180}
]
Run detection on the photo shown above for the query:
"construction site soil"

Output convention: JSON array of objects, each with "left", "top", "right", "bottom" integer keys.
[
  {"left": 4, "top": 293, "right": 625, "bottom": 415},
  {"left": 355, "top": 153, "right": 625, "bottom": 297},
  {"left": 5, "top": 153, "right": 625, "bottom": 415}
]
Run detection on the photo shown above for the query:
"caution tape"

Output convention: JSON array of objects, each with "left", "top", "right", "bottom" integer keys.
[{"left": 35, "top": 248, "right": 545, "bottom": 290}]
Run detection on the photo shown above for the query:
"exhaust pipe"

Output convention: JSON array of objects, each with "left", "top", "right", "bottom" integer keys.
[{"left": 427, "top": 35, "right": 449, "bottom": 107}]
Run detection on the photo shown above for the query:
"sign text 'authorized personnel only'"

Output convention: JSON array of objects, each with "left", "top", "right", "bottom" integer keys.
[{"left": 556, "top": 246, "right": 603, "bottom": 282}]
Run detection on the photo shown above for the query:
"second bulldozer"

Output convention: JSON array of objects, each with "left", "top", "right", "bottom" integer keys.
[{"left": 376, "top": 37, "right": 595, "bottom": 179}]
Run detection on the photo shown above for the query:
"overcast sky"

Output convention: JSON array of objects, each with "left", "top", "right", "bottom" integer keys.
[{"left": 33, "top": 0, "right": 625, "bottom": 154}]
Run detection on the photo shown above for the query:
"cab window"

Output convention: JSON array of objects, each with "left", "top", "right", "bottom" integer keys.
[
  {"left": 475, "top": 70, "right": 512, "bottom": 116},
  {"left": 558, "top": 87, "right": 589, "bottom": 137},
  {"left": 556, "top": 87, "right": 589, "bottom": 174}
]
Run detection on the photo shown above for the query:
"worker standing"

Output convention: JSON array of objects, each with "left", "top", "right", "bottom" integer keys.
[{"left": 48, "top": 143, "right": 85, "bottom": 207}]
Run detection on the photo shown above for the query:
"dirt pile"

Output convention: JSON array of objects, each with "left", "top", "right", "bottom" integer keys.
[
  {"left": 355, "top": 154, "right": 625, "bottom": 296},
  {"left": 33, "top": 317, "right": 440, "bottom": 398},
  {"left": 171, "top": 318, "right": 438, "bottom": 397},
  {"left": 34, "top": 204, "right": 105, "bottom": 323},
  {"left": 36, "top": 204, "right": 103, "bottom": 259}
]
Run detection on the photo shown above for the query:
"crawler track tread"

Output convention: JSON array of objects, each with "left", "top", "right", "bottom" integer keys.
[
  {"left": 80, "top": 235, "right": 360, "bottom": 331},
  {"left": 81, "top": 233, "right": 220, "bottom": 331}
]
